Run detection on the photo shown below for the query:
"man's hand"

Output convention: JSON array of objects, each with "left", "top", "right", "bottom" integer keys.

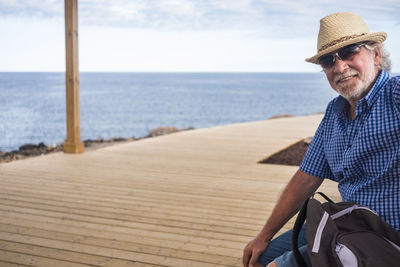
[
  {"left": 242, "top": 170, "right": 323, "bottom": 267},
  {"left": 242, "top": 233, "right": 270, "bottom": 267}
]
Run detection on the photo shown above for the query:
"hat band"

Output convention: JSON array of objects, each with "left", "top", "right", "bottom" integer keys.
[{"left": 318, "top": 33, "right": 367, "bottom": 52}]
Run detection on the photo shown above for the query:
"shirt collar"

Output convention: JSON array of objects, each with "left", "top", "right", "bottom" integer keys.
[
  {"left": 332, "top": 70, "right": 391, "bottom": 117},
  {"left": 363, "top": 69, "right": 390, "bottom": 107}
]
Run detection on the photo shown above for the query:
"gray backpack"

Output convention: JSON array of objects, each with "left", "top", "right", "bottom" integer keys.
[{"left": 292, "top": 193, "right": 400, "bottom": 267}]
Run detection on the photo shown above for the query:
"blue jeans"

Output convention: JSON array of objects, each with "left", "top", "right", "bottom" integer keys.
[{"left": 257, "top": 225, "right": 311, "bottom": 267}]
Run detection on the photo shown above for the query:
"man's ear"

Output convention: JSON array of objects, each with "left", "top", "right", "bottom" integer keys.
[{"left": 374, "top": 46, "right": 383, "bottom": 67}]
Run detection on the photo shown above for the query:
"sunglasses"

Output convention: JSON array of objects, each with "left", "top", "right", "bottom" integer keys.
[{"left": 318, "top": 42, "right": 367, "bottom": 69}]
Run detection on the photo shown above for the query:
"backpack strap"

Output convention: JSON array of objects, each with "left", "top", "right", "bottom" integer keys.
[
  {"left": 292, "top": 198, "right": 309, "bottom": 267},
  {"left": 292, "top": 192, "right": 334, "bottom": 267},
  {"left": 314, "top": 192, "right": 334, "bottom": 204}
]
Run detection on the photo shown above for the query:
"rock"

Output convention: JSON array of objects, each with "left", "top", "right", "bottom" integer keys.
[
  {"left": 19, "top": 144, "right": 38, "bottom": 151},
  {"left": 108, "top": 137, "right": 126, "bottom": 142},
  {"left": 147, "top": 126, "right": 180, "bottom": 137},
  {"left": 268, "top": 114, "right": 294, "bottom": 120},
  {"left": 46, "top": 145, "right": 62, "bottom": 153},
  {"left": 38, "top": 142, "right": 46, "bottom": 148},
  {"left": 0, "top": 142, "right": 63, "bottom": 163},
  {"left": 83, "top": 139, "right": 99, "bottom": 147}
]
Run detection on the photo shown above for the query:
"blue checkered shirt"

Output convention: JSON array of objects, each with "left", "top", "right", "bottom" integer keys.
[{"left": 300, "top": 70, "right": 400, "bottom": 231}]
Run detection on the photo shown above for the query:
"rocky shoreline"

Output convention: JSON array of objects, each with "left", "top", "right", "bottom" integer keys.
[{"left": 0, "top": 126, "right": 192, "bottom": 163}]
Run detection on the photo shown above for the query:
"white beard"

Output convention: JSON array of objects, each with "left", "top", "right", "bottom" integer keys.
[{"left": 333, "top": 60, "right": 377, "bottom": 102}]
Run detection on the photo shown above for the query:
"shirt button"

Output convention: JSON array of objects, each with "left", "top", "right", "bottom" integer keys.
[
  {"left": 348, "top": 144, "right": 352, "bottom": 148},
  {"left": 344, "top": 167, "right": 349, "bottom": 171}
]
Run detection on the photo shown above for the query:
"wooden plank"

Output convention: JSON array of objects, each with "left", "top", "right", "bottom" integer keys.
[
  {"left": 0, "top": 224, "right": 238, "bottom": 265},
  {"left": 0, "top": 210, "right": 244, "bottom": 252},
  {"left": 0, "top": 250, "right": 90, "bottom": 267},
  {"left": 0, "top": 203, "right": 251, "bottom": 244},
  {"left": 0, "top": 186, "right": 273, "bottom": 223},
  {"left": 0, "top": 177, "right": 338, "bottom": 218},
  {"left": 64, "top": 0, "right": 84, "bottom": 153},
  {"left": 0, "top": 261, "right": 29, "bottom": 267},
  {"left": 0, "top": 240, "right": 161, "bottom": 267},
  {"left": 0, "top": 198, "right": 256, "bottom": 238},
  {"left": 0, "top": 232, "right": 231, "bottom": 267},
  {"left": 0, "top": 179, "right": 284, "bottom": 214},
  {"left": 0, "top": 190, "right": 266, "bottom": 226},
  {"left": 0, "top": 219, "right": 239, "bottom": 258}
]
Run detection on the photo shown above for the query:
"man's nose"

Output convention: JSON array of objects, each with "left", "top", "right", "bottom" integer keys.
[{"left": 333, "top": 56, "right": 348, "bottom": 73}]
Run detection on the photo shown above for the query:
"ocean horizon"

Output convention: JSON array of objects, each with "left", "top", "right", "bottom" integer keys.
[{"left": 1, "top": 72, "right": 338, "bottom": 152}]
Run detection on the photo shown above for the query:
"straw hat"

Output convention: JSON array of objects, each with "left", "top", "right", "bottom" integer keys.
[{"left": 306, "top": 12, "right": 387, "bottom": 64}]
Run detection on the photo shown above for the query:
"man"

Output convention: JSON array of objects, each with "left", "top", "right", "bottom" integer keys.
[{"left": 243, "top": 12, "right": 399, "bottom": 267}]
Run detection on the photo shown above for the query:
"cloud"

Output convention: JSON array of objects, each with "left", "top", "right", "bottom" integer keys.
[
  {"left": 0, "top": 0, "right": 63, "bottom": 18},
  {"left": 1, "top": 0, "right": 399, "bottom": 35}
]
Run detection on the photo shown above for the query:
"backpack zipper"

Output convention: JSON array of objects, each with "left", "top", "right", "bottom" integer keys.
[
  {"left": 312, "top": 205, "right": 378, "bottom": 253},
  {"left": 331, "top": 205, "right": 378, "bottom": 220},
  {"left": 312, "top": 211, "right": 330, "bottom": 253}
]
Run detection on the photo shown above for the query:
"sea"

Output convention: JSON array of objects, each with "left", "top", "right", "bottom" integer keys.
[{"left": 0, "top": 72, "right": 338, "bottom": 152}]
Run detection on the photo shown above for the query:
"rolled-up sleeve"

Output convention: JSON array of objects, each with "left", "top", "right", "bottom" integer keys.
[{"left": 300, "top": 112, "right": 335, "bottom": 180}]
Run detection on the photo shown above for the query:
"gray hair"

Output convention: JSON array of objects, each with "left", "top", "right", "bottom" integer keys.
[{"left": 365, "top": 43, "right": 392, "bottom": 73}]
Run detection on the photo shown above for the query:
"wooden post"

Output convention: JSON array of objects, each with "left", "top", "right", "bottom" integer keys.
[{"left": 64, "top": 0, "right": 84, "bottom": 153}]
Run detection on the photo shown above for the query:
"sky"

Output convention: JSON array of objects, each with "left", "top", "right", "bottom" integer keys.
[{"left": 0, "top": 0, "right": 399, "bottom": 72}]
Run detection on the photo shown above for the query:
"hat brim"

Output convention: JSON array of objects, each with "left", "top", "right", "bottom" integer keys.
[{"left": 305, "top": 32, "right": 387, "bottom": 64}]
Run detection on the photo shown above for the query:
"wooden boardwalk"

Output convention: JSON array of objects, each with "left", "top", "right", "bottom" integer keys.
[{"left": 0, "top": 115, "right": 339, "bottom": 267}]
